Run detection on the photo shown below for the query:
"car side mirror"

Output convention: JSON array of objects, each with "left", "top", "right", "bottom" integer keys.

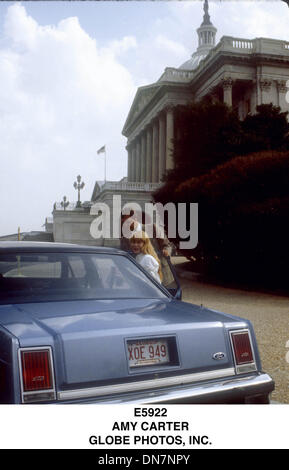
[{"left": 167, "top": 287, "right": 182, "bottom": 300}]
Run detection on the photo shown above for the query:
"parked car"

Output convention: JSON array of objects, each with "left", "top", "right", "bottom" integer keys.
[{"left": 0, "top": 242, "right": 274, "bottom": 404}]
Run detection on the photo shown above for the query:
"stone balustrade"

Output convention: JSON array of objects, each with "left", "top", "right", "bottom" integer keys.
[
  {"left": 54, "top": 201, "right": 97, "bottom": 211},
  {"left": 158, "top": 67, "right": 195, "bottom": 83},
  {"left": 54, "top": 202, "right": 78, "bottom": 211},
  {"left": 53, "top": 182, "right": 163, "bottom": 212},
  {"left": 100, "top": 181, "right": 162, "bottom": 192},
  {"left": 232, "top": 39, "right": 254, "bottom": 49},
  {"left": 196, "top": 36, "right": 289, "bottom": 74}
]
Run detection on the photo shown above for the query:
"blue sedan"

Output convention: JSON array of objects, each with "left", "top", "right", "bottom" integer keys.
[{"left": 0, "top": 242, "right": 274, "bottom": 404}]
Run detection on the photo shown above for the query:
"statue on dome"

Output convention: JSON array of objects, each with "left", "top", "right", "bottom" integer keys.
[{"left": 202, "top": 0, "right": 212, "bottom": 26}]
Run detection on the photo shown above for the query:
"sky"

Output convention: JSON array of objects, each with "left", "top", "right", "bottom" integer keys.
[{"left": 0, "top": 0, "right": 288, "bottom": 236}]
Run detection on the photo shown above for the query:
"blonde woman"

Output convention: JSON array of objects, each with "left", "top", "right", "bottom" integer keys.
[{"left": 129, "top": 231, "right": 163, "bottom": 283}]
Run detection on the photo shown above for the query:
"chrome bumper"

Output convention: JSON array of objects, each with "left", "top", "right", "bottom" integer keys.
[
  {"left": 129, "top": 373, "right": 275, "bottom": 404},
  {"left": 60, "top": 373, "right": 274, "bottom": 405}
]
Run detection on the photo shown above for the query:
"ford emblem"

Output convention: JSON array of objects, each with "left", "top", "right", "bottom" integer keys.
[{"left": 213, "top": 352, "right": 225, "bottom": 360}]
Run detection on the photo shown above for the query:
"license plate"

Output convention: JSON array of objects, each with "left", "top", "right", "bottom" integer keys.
[{"left": 127, "top": 339, "right": 170, "bottom": 367}]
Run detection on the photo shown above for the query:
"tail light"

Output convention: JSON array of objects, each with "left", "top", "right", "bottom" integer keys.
[
  {"left": 230, "top": 330, "right": 257, "bottom": 374},
  {"left": 19, "top": 347, "right": 56, "bottom": 403}
]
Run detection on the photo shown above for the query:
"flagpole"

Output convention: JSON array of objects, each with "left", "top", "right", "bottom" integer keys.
[
  {"left": 97, "top": 145, "right": 107, "bottom": 183},
  {"left": 104, "top": 147, "right": 107, "bottom": 183}
]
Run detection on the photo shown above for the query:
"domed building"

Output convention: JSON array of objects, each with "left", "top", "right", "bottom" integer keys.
[
  {"left": 51, "top": 1, "right": 289, "bottom": 246},
  {"left": 122, "top": 0, "right": 289, "bottom": 185}
]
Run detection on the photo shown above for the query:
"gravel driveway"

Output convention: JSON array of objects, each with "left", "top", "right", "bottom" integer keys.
[{"left": 172, "top": 258, "right": 289, "bottom": 404}]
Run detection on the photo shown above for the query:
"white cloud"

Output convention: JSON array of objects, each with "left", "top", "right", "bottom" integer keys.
[
  {"left": 155, "top": 34, "right": 187, "bottom": 57},
  {"left": 4, "top": 1, "right": 39, "bottom": 48},
  {"left": 108, "top": 36, "right": 138, "bottom": 55},
  {"left": 0, "top": 3, "right": 136, "bottom": 235}
]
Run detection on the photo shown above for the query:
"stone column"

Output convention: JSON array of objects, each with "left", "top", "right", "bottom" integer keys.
[
  {"left": 276, "top": 80, "right": 287, "bottom": 107},
  {"left": 259, "top": 79, "right": 272, "bottom": 104},
  {"left": 256, "top": 67, "right": 262, "bottom": 106},
  {"left": 222, "top": 77, "right": 233, "bottom": 107},
  {"left": 249, "top": 80, "right": 257, "bottom": 113},
  {"left": 210, "top": 90, "right": 219, "bottom": 104},
  {"left": 146, "top": 126, "right": 153, "bottom": 183},
  {"left": 140, "top": 133, "right": 146, "bottom": 183},
  {"left": 152, "top": 120, "right": 159, "bottom": 183},
  {"left": 131, "top": 145, "right": 136, "bottom": 182},
  {"left": 136, "top": 138, "right": 141, "bottom": 182},
  {"left": 158, "top": 112, "right": 166, "bottom": 182},
  {"left": 166, "top": 107, "right": 174, "bottom": 171},
  {"left": 127, "top": 146, "right": 132, "bottom": 182}
]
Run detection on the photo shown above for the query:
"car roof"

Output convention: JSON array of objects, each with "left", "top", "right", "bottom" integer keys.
[{"left": 0, "top": 241, "right": 126, "bottom": 255}]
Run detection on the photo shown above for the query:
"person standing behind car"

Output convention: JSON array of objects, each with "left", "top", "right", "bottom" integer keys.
[
  {"left": 129, "top": 231, "right": 163, "bottom": 284},
  {"left": 120, "top": 210, "right": 174, "bottom": 287},
  {"left": 120, "top": 210, "right": 142, "bottom": 254},
  {"left": 142, "top": 214, "right": 174, "bottom": 288}
]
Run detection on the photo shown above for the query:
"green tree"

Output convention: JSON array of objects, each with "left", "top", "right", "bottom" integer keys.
[
  {"left": 166, "top": 99, "right": 241, "bottom": 184},
  {"left": 241, "top": 104, "right": 289, "bottom": 154},
  {"left": 156, "top": 150, "right": 289, "bottom": 288},
  {"left": 163, "top": 101, "right": 289, "bottom": 186},
  {"left": 154, "top": 101, "right": 289, "bottom": 287}
]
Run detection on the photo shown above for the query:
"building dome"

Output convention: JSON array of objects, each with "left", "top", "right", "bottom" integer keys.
[
  {"left": 180, "top": 52, "right": 209, "bottom": 71},
  {"left": 179, "top": 0, "right": 217, "bottom": 71}
]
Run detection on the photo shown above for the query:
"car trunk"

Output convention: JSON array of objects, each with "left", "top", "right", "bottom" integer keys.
[{"left": 0, "top": 299, "right": 239, "bottom": 399}]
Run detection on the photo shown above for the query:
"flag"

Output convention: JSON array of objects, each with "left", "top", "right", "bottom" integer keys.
[{"left": 97, "top": 145, "right": 105, "bottom": 155}]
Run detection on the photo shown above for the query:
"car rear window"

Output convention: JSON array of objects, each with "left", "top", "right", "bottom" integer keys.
[{"left": 0, "top": 252, "right": 167, "bottom": 303}]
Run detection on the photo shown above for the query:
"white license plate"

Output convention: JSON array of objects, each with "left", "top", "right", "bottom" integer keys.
[{"left": 127, "top": 339, "right": 170, "bottom": 367}]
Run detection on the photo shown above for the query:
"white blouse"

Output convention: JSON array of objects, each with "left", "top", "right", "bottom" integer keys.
[{"left": 136, "top": 253, "right": 161, "bottom": 283}]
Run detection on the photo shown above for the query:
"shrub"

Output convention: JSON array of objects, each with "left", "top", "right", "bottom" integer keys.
[{"left": 155, "top": 150, "right": 289, "bottom": 288}]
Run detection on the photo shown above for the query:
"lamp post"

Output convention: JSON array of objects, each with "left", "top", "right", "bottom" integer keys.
[
  {"left": 61, "top": 196, "right": 69, "bottom": 211},
  {"left": 73, "top": 175, "right": 85, "bottom": 208}
]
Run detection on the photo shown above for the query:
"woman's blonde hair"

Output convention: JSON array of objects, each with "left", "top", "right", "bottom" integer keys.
[{"left": 130, "top": 231, "right": 163, "bottom": 281}]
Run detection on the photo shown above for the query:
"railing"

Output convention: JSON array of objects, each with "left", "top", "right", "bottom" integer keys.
[
  {"left": 54, "top": 201, "right": 96, "bottom": 211},
  {"left": 220, "top": 36, "right": 289, "bottom": 54},
  {"left": 53, "top": 202, "right": 78, "bottom": 211},
  {"left": 232, "top": 39, "right": 254, "bottom": 49},
  {"left": 54, "top": 182, "right": 163, "bottom": 211},
  {"left": 159, "top": 67, "right": 195, "bottom": 83},
  {"left": 100, "top": 181, "right": 162, "bottom": 192},
  {"left": 216, "top": 36, "right": 255, "bottom": 52},
  {"left": 196, "top": 36, "right": 289, "bottom": 73}
]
